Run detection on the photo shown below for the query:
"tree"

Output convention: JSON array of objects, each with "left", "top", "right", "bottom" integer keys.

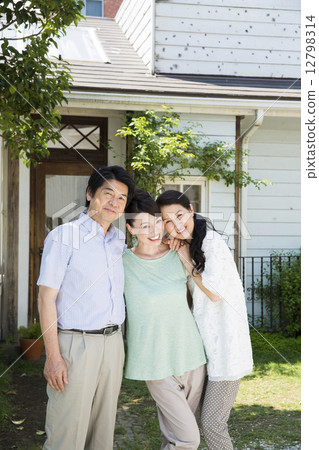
[
  {"left": 0, "top": 0, "right": 84, "bottom": 166},
  {"left": 117, "top": 107, "right": 198, "bottom": 197},
  {"left": 116, "top": 107, "right": 271, "bottom": 197}
]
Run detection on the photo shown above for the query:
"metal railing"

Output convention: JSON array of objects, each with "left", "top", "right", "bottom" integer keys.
[{"left": 239, "top": 255, "right": 300, "bottom": 329}]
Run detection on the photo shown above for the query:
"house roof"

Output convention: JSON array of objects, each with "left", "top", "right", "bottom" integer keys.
[{"left": 68, "top": 17, "right": 300, "bottom": 102}]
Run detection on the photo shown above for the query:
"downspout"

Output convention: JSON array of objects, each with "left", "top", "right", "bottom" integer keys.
[
  {"left": 150, "top": 0, "right": 156, "bottom": 74},
  {"left": 239, "top": 109, "right": 264, "bottom": 261}
]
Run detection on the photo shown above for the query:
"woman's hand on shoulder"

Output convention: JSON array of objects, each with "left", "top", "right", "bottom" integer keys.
[{"left": 162, "top": 236, "right": 183, "bottom": 251}]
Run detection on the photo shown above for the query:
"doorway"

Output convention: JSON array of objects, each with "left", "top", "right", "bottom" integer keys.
[{"left": 29, "top": 116, "right": 108, "bottom": 323}]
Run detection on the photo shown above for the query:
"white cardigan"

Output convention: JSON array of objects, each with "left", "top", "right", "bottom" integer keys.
[{"left": 188, "top": 230, "right": 253, "bottom": 381}]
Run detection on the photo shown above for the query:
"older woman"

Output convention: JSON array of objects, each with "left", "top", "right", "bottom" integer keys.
[
  {"left": 123, "top": 189, "right": 206, "bottom": 450},
  {"left": 157, "top": 190, "right": 253, "bottom": 450}
]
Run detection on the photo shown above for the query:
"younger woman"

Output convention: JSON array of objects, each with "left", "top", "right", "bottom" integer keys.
[
  {"left": 157, "top": 190, "right": 253, "bottom": 450},
  {"left": 123, "top": 189, "right": 206, "bottom": 450}
]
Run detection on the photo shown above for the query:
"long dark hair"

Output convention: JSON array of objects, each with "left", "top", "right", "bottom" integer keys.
[{"left": 156, "top": 190, "right": 217, "bottom": 273}]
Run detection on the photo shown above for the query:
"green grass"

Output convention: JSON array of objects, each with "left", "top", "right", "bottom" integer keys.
[{"left": 228, "top": 331, "right": 301, "bottom": 449}]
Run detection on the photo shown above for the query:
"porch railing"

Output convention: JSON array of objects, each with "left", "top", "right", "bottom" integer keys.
[{"left": 239, "top": 255, "right": 300, "bottom": 329}]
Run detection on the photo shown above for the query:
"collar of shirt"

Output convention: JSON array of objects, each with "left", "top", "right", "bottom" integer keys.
[{"left": 78, "top": 211, "right": 116, "bottom": 242}]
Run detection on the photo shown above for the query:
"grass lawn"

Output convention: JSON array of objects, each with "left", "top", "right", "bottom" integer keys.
[
  {"left": 0, "top": 330, "right": 300, "bottom": 449},
  {"left": 116, "top": 330, "right": 301, "bottom": 449}
]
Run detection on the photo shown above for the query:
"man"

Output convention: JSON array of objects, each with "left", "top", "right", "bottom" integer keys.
[{"left": 37, "top": 165, "right": 135, "bottom": 449}]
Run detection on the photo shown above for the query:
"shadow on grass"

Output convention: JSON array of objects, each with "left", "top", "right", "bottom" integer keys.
[{"left": 229, "top": 404, "right": 300, "bottom": 449}]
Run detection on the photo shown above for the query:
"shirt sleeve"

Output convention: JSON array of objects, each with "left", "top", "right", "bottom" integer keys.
[
  {"left": 37, "top": 225, "right": 73, "bottom": 290},
  {"left": 201, "top": 233, "right": 243, "bottom": 302}
]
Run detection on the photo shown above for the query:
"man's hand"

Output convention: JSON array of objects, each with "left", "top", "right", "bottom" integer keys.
[
  {"left": 38, "top": 285, "right": 68, "bottom": 392},
  {"left": 44, "top": 356, "right": 68, "bottom": 392}
]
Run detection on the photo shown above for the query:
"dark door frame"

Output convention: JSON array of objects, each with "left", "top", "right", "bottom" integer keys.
[{"left": 29, "top": 116, "right": 108, "bottom": 323}]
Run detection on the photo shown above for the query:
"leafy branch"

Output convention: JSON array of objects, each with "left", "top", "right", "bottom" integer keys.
[
  {"left": 0, "top": 0, "right": 84, "bottom": 166},
  {"left": 116, "top": 107, "right": 271, "bottom": 196}
]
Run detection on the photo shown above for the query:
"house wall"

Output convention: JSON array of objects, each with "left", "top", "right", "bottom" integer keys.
[
  {"left": 104, "top": 0, "right": 124, "bottom": 18},
  {"left": 242, "top": 115, "right": 301, "bottom": 257},
  {"left": 154, "top": 0, "right": 300, "bottom": 77},
  {"left": 240, "top": 115, "right": 300, "bottom": 319},
  {"left": 18, "top": 161, "right": 30, "bottom": 328},
  {"left": 179, "top": 113, "right": 236, "bottom": 250},
  {"left": 116, "top": 0, "right": 153, "bottom": 70}
]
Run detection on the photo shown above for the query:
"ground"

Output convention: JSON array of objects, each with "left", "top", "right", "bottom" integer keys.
[
  {"left": 0, "top": 357, "right": 147, "bottom": 450},
  {"left": 0, "top": 369, "right": 47, "bottom": 449}
]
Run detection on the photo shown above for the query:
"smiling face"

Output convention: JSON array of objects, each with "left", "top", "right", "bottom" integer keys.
[
  {"left": 161, "top": 203, "right": 195, "bottom": 240},
  {"left": 87, "top": 179, "right": 128, "bottom": 230},
  {"left": 127, "top": 212, "right": 164, "bottom": 246}
]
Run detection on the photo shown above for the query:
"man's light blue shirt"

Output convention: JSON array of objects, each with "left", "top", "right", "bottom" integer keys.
[{"left": 37, "top": 213, "right": 126, "bottom": 330}]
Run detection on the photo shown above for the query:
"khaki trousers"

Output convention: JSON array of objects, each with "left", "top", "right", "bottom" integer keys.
[
  {"left": 43, "top": 329, "right": 124, "bottom": 450},
  {"left": 146, "top": 364, "right": 206, "bottom": 450}
]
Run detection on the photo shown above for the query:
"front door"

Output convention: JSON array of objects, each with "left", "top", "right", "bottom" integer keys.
[{"left": 29, "top": 116, "right": 108, "bottom": 323}]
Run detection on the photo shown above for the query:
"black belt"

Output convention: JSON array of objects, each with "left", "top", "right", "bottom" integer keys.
[{"left": 63, "top": 325, "right": 119, "bottom": 335}]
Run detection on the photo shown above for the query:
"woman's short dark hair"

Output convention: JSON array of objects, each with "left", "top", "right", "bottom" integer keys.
[
  {"left": 85, "top": 165, "right": 135, "bottom": 208},
  {"left": 126, "top": 189, "right": 160, "bottom": 226},
  {"left": 156, "top": 190, "right": 217, "bottom": 273}
]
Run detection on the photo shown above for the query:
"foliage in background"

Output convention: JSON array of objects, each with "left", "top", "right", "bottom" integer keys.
[
  {"left": 253, "top": 251, "right": 301, "bottom": 337},
  {"left": 0, "top": 0, "right": 84, "bottom": 165},
  {"left": 190, "top": 142, "right": 270, "bottom": 189},
  {"left": 17, "top": 322, "right": 43, "bottom": 340},
  {"left": 116, "top": 107, "right": 197, "bottom": 197},
  {"left": 117, "top": 107, "right": 270, "bottom": 197}
]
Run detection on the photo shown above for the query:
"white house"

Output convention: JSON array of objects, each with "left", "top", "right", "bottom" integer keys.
[{"left": 0, "top": 0, "right": 301, "bottom": 338}]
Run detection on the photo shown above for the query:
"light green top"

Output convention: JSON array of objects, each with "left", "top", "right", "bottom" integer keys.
[{"left": 123, "top": 249, "right": 206, "bottom": 380}]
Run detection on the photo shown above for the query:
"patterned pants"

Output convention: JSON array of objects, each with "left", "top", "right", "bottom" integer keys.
[{"left": 201, "top": 379, "right": 241, "bottom": 450}]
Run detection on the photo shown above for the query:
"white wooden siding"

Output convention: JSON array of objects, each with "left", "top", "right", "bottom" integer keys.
[
  {"left": 154, "top": 0, "right": 300, "bottom": 77},
  {"left": 108, "top": 115, "right": 127, "bottom": 166},
  {"left": 116, "top": 0, "right": 152, "bottom": 68},
  {"left": 178, "top": 113, "right": 237, "bottom": 248},
  {"left": 243, "top": 116, "right": 301, "bottom": 257}
]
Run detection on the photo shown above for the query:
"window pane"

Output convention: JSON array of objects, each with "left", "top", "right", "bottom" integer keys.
[
  {"left": 45, "top": 175, "right": 89, "bottom": 234},
  {"left": 86, "top": 0, "right": 103, "bottom": 17},
  {"left": 183, "top": 185, "right": 201, "bottom": 213},
  {"left": 49, "top": 27, "right": 109, "bottom": 63},
  {"left": 47, "top": 124, "right": 100, "bottom": 151},
  {"left": 162, "top": 184, "right": 181, "bottom": 193}
]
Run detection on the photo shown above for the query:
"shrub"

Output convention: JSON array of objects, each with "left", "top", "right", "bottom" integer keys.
[
  {"left": 18, "top": 323, "right": 43, "bottom": 340},
  {"left": 254, "top": 251, "right": 301, "bottom": 337}
]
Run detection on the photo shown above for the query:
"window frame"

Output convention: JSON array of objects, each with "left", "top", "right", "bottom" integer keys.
[{"left": 162, "top": 177, "right": 208, "bottom": 214}]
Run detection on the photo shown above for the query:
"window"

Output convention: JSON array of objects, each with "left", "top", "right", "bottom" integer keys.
[
  {"left": 162, "top": 179, "right": 207, "bottom": 214},
  {"left": 49, "top": 27, "right": 109, "bottom": 63},
  {"left": 82, "top": 0, "right": 104, "bottom": 17},
  {"left": 45, "top": 116, "right": 108, "bottom": 164}
]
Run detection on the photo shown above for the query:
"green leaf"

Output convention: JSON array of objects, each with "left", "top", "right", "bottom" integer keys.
[{"left": 11, "top": 418, "right": 26, "bottom": 425}]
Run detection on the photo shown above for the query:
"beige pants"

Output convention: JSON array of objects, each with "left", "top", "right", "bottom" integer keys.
[
  {"left": 43, "top": 329, "right": 124, "bottom": 450},
  {"left": 146, "top": 364, "right": 206, "bottom": 450}
]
